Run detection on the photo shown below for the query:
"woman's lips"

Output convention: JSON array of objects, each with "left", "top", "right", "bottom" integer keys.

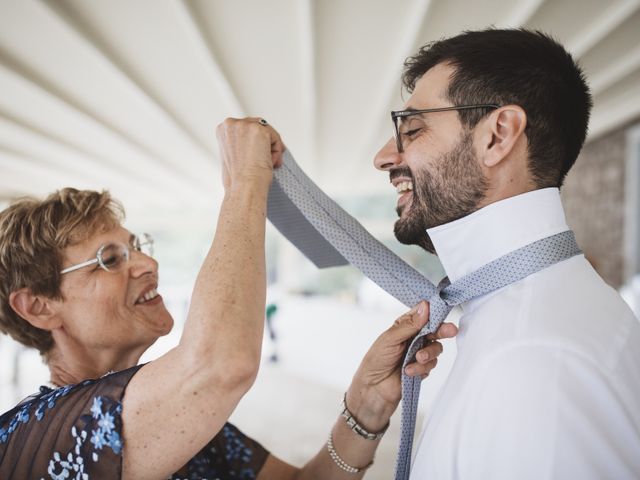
[{"left": 136, "top": 294, "right": 163, "bottom": 306}]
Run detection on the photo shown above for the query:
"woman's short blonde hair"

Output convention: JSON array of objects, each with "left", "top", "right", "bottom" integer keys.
[{"left": 0, "top": 188, "right": 124, "bottom": 356}]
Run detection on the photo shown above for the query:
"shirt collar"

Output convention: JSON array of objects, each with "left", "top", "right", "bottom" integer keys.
[{"left": 427, "top": 188, "right": 569, "bottom": 283}]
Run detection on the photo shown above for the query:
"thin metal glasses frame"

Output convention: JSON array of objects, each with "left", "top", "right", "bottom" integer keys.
[{"left": 60, "top": 233, "right": 153, "bottom": 275}]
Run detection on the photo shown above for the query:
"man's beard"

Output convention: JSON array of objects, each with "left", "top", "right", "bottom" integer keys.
[{"left": 393, "top": 131, "right": 489, "bottom": 254}]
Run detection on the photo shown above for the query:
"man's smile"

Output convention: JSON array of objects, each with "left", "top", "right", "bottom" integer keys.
[{"left": 391, "top": 176, "right": 414, "bottom": 211}]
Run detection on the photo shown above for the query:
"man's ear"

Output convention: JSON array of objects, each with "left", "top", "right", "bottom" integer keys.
[
  {"left": 478, "top": 105, "right": 527, "bottom": 167},
  {"left": 9, "top": 288, "right": 61, "bottom": 331}
]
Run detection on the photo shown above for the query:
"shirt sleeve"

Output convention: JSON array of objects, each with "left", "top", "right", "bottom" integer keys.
[
  {"left": 456, "top": 344, "right": 640, "bottom": 480},
  {"left": 174, "top": 422, "right": 270, "bottom": 480},
  {"left": 0, "top": 365, "right": 141, "bottom": 480}
]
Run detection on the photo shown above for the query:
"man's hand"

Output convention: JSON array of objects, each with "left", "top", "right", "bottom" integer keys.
[
  {"left": 216, "top": 117, "right": 284, "bottom": 192},
  {"left": 345, "top": 301, "right": 458, "bottom": 432}
]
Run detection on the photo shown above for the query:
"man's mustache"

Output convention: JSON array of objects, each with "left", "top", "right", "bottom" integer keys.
[{"left": 389, "top": 167, "right": 414, "bottom": 183}]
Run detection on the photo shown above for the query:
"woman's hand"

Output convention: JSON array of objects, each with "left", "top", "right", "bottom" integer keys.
[
  {"left": 215, "top": 117, "right": 285, "bottom": 192},
  {"left": 345, "top": 301, "right": 457, "bottom": 432}
]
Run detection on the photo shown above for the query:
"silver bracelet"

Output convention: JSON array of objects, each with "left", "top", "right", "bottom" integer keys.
[
  {"left": 340, "top": 393, "right": 389, "bottom": 441},
  {"left": 327, "top": 431, "right": 373, "bottom": 474}
]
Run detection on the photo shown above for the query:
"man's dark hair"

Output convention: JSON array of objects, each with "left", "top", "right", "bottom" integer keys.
[{"left": 403, "top": 28, "right": 592, "bottom": 188}]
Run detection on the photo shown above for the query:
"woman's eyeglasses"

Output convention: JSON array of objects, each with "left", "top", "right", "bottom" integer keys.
[{"left": 60, "top": 233, "right": 154, "bottom": 275}]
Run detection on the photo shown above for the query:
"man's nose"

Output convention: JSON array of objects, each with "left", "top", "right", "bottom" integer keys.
[{"left": 374, "top": 137, "right": 402, "bottom": 171}]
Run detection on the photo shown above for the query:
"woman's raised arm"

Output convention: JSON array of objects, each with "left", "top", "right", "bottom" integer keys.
[{"left": 121, "top": 118, "right": 283, "bottom": 480}]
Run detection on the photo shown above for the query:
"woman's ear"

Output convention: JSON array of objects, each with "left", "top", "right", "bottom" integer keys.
[
  {"left": 9, "top": 289, "right": 61, "bottom": 331},
  {"left": 479, "top": 105, "right": 527, "bottom": 167}
]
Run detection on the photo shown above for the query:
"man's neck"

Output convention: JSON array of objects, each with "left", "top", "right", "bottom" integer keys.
[{"left": 427, "top": 188, "right": 568, "bottom": 282}]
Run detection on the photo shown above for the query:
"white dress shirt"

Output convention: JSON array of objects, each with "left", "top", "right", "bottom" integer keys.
[{"left": 410, "top": 188, "right": 640, "bottom": 479}]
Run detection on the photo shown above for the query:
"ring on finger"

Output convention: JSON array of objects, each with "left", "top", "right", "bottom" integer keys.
[{"left": 258, "top": 118, "right": 268, "bottom": 126}]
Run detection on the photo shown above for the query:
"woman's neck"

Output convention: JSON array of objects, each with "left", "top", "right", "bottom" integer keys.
[{"left": 46, "top": 342, "right": 143, "bottom": 387}]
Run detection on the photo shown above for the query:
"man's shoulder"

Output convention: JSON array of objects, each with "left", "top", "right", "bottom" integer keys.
[
  {"left": 500, "top": 254, "right": 634, "bottom": 327},
  {"left": 530, "top": 255, "right": 637, "bottom": 333},
  {"left": 464, "top": 254, "right": 638, "bottom": 372}
]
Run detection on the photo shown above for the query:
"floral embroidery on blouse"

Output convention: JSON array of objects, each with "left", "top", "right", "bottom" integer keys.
[
  {"left": 223, "top": 425, "right": 254, "bottom": 464},
  {"left": 172, "top": 424, "right": 265, "bottom": 480},
  {"left": 1, "top": 366, "right": 268, "bottom": 479},
  {"left": 0, "top": 383, "right": 78, "bottom": 444},
  {"left": 43, "top": 395, "right": 123, "bottom": 480}
]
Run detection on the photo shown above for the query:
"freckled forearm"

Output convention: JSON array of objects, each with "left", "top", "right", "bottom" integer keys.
[{"left": 180, "top": 183, "right": 269, "bottom": 375}]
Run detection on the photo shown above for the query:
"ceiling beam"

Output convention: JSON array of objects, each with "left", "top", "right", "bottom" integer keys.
[
  {"left": 0, "top": 111, "right": 167, "bottom": 204},
  {"left": 0, "top": 60, "right": 208, "bottom": 205},
  {"left": 589, "top": 44, "right": 640, "bottom": 95},
  {"left": 589, "top": 80, "right": 640, "bottom": 140},
  {"left": 38, "top": 0, "right": 215, "bottom": 186},
  {"left": 497, "top": 0, "right": 547, "bottom": 27},
  {"left": 568, "top": 0, "right": 640, "bottom": 58},
  {"left": 352, "top": 0, "right": 434, "bottom": 172},
  {"left": 297, "top": 0, "right": 318, "bottom": 173},
  {"left": 0, "top": 144, "right": 180, "bottom": 208},
  {"left": 171, "top": 0, "right": 246, "bottom": 117},
  {"left": 0, "top": 148, "right": 93, "bottom": 193}
]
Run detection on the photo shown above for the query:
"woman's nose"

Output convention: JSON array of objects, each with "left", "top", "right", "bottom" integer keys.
[
  {"left": 374, "top": 137, "right": 403, "bottom": 171},
  {"left": 129, "top": 250, "right": 158, "bottom": 278}
]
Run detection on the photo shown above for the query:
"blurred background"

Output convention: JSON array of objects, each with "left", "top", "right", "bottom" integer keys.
[{"left": 0, "top": 0, "right": 639, "bottom": 477}]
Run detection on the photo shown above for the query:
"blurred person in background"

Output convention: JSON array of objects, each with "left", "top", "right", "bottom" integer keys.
[
  {"left": 0, "top": 118, "right": 456, "bottom": 479},
  {"left": 374, "top": 28, "right": 640, "bottom": 478}
]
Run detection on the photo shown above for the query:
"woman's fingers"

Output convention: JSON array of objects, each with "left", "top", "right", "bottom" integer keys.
[
  {"left": 405, "top": 358, "right": 438, "bottom": 377},
  {"left": 383, "top": 301, "right": 430, "bottom": 346},
  {"left": 425, "top": 322, "right": 458, "bottom": 341},
  {"left": 404, "top": 339, "right": 446, "bottom": 376},
  {"left": 415, "top": 341, "right": 443, "bottom": 364}
]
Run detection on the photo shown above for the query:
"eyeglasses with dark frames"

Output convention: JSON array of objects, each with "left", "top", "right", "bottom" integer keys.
[{"left": 391, "top": 104, "right": 500, "bottom": 153}]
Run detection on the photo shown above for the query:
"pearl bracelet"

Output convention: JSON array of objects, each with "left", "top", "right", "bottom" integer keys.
[{"left": 327, "top": 431, "right": 373, "bottom": 474}]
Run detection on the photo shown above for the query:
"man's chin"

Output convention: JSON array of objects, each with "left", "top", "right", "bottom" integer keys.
[{"left": 393, "top": 219, "right": 436, "bottom": 254}]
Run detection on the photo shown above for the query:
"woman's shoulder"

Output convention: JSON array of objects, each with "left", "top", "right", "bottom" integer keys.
[
  {"left": 0, "top": 364, "right": 144, "bottom": 479},
  {"left": 1, "top": 364, "right": 143, "bottom": 431}
]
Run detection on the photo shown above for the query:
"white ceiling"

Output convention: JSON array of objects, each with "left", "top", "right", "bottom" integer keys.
[{"left": 1, "top": 0, "right": 639, "bottom": 224}]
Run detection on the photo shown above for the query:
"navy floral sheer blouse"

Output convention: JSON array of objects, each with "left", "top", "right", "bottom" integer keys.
[{"left": 0, "top": 365, "right": 269, "bottom": 479}]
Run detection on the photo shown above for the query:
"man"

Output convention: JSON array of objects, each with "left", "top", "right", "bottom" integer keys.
[{"left": 374, "top": 29, "right": 640, "bottom": 479}]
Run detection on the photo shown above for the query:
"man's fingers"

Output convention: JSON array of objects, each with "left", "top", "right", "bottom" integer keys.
[{"left": 425, "top": 322, "right": 458, "bottom": 341}]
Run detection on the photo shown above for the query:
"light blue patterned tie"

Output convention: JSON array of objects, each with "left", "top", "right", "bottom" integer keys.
[{"left": 267, "top": 150, "right": 582, "bottom": 479}]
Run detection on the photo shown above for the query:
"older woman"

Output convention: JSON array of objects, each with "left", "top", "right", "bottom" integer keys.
[{"left": 0, "top": 118, "right": 456, "bottom": 479}]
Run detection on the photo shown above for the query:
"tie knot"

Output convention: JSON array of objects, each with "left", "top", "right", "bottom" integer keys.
[{"left": 437, "top": 276, "right": 451, "bottom": 292}]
